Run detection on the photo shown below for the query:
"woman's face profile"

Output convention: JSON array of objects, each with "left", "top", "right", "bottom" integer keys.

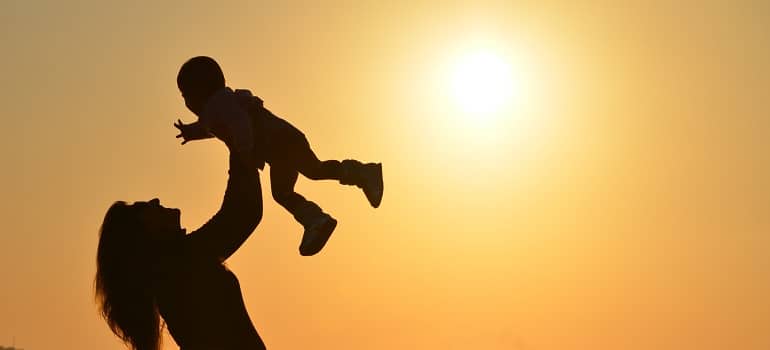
[{"left": 134, "top": 198, "right": 184, "bottom": 238}]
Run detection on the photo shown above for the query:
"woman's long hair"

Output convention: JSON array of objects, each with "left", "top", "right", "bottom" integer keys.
[{"left": 95, "top": 201, "right": 162, "bottom": 350}]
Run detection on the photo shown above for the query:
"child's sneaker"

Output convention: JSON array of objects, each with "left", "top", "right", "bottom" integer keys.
[
  {"left": 341, "top": 160, "right": 384, "bottom": 208},
  {"left": 299, "top": 213, "right": 338, "bottom": 256},
  {"left": 361, "top": 163, "right": 383, "bottom": 208}
]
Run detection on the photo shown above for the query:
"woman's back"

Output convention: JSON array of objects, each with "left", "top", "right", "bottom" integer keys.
[{"left": 154, "top": 254, "right": 265, "bottom": 350}]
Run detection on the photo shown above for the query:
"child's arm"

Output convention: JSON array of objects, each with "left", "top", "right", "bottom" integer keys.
[
  {"left": 208, "top": 92, "right": 257, "bottom": 169},
  {"left": 174, "top": 119, "right": 215, "bottom": 145},
  {"left": 224, "top": 112, "right": 257, "bottom": 170}
]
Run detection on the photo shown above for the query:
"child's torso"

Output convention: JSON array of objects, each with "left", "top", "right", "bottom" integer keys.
[{"left": 202, "top": 87, "right": 303, "bottom": 168}]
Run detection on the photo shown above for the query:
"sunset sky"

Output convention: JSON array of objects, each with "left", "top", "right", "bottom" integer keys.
[{"left": 2, "top": 1, "right": 769, "bottom": 349}]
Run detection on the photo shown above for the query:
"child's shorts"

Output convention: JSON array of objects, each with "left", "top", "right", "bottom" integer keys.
[{"left": 259, "top": 112, "right": 309, "bottom": 167}]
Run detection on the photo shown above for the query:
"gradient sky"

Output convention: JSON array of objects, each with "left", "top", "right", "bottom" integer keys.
[{"left": 1, "top": 1, "right": 769, "bottom": 349}]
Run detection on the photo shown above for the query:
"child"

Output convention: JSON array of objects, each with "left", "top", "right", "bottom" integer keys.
[{"left": 173, "top": 56, "right": 383, "bottom": 256}]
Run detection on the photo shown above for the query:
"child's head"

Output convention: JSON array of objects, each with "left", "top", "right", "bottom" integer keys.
[{"left": 177, "top": 56, "right": 226, "bottom": 115}]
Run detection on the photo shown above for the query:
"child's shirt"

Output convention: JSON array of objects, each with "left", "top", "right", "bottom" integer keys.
[
  {"left": 199, "top": 87, "right": 255, "bottom": 156},
  {"left": 198, "top": 86, "right": 295, "bottom": 170}
]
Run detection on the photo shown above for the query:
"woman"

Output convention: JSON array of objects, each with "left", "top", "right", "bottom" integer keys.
[{"left": 95, "top": 150, "right": 266, "bottom": 350}]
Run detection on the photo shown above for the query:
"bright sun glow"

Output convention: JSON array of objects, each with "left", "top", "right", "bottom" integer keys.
[{"left": 450, "top": 51, "right": 516, "bottom": 116}]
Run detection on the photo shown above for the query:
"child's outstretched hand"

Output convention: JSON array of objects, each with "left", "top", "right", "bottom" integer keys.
[{"left": 174, "top": 119, "right": 210, "bottom": 145}]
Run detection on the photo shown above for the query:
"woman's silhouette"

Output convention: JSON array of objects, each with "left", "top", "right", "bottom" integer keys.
[{"left": 95, "top": 148, "right": 266, "bottom": 350}]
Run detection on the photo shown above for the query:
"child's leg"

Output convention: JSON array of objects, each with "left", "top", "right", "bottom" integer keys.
[
  {"left": 269, "top": 123, "right": 383, "bottom": 207},
  {"left": 270, "top": 162, "right": 337, "bottom": 256},
  {"left": 290, "top": 140, "right": 343, "bottom": 181},
  {"left": 288, "top": 138, "right": 384, "bottom": 208},
  {"left": 270, "top": 163, "right": 322, "bottom": 223}
]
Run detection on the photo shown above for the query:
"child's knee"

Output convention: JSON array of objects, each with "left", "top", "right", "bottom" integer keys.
[
  {"left": 302, "top": 160, "right": 341, "bottom": 180},
  {"left": 271, "top": 189, "right": 293, "bottom": 205},
  {"left": 302, "top": 169, "right": 323, "bottom": 180}
]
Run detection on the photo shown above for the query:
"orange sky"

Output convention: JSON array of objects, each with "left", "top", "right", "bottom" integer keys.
[{"left": 2, "top": 1, "right": 769, "bottom": 349}]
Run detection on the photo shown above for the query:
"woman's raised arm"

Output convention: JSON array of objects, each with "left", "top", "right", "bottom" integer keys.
[{"left": 182, "top": 151, "right": 262, "bottom": 262}]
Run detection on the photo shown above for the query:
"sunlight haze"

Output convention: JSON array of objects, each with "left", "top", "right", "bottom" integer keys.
[{"left": 2, "top": 1, "right": 769, "bottom": 349}]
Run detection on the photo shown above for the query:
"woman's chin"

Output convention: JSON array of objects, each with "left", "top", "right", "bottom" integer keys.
[{"left": 174, "top": 209, "right": 182, "bottom": 231}]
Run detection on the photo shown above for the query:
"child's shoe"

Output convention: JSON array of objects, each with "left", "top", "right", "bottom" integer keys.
[
  {"left": 340, "top": 160, "right": 384, "bottom": 208},
  {"left": 299, "top": 213, "right": 338, "bottom": 256}
]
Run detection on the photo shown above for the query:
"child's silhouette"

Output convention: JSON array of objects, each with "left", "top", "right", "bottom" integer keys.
[{"left": 174, "top": 56, "right": 383, "bottom": 256}]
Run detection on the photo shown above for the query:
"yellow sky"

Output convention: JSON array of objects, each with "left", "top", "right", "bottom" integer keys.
[{"left": 1, "top": 1, "right": 769, "bottom": 349}]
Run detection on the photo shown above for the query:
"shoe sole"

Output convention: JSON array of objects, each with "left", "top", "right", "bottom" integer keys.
[
  {"left": 299, "top": 217, "right": 338, "bottom": 256},
  {"left": 366, "top": 163, "right": 384, "bottom": 208}
]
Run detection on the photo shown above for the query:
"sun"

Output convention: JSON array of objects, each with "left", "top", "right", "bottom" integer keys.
[{"left": 450, "top": 51, "right": 516, "bottom": 116}]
